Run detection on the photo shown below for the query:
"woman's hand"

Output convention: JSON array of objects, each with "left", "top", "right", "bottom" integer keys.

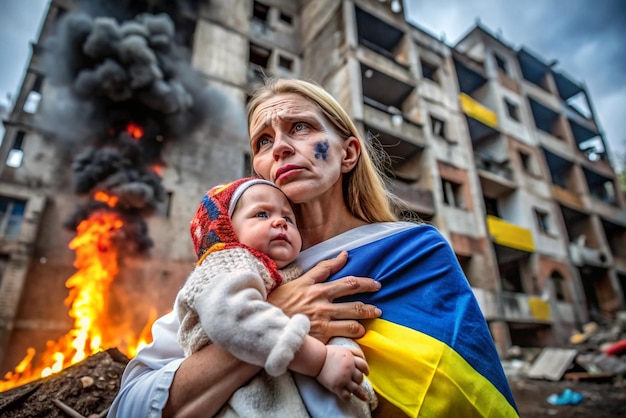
[{"left": 268, "top": 251, "right": 382, "bottom": 343}]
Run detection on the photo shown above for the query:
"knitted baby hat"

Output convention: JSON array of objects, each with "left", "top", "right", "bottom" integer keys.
[{"left": 190, "top": 177, "right": 288, "bottom": 287}]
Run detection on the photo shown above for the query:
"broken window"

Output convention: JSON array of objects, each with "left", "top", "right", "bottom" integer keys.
[
  {"left": 441, "top": 178, "right": 465, "bottom": 209},
  {"left": 6, "top": 131, "right": 26, "bottom": 168},
  {"left": 534, "top": 208, "right": 550, "bottom": 234},
  {"left": 504, "top": 98, "right": 519, "bottom": 121},
  {"left": 430, "top": 115, "right": 446, "bottom": 139},
  {"left": 0, "top": 196, "right": 27, "bottom": 238}
]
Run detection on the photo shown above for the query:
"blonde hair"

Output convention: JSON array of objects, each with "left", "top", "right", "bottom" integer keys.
[{"left": 247, "top": 77, "right": 401, "bottom": 223}]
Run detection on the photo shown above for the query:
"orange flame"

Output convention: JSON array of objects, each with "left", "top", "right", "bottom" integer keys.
[
  {"left": 126, "top": 122, "right": 144, "bottom": 139},
  {"left": 94, "top": 191, "right": 119, "bottom": 208},
  {"left": 151, "top": 164, "right": 163, "bottom": 176},
  {"left": 0, "top": 211, "right": 154, "bottom": 392}
]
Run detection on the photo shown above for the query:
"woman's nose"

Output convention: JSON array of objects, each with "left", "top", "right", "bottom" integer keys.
[{"left": 272, "top": 132, "right": 294, "bottom": 161}]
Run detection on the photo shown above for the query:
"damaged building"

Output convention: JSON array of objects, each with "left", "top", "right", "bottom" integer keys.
[{"left": 1, "top": 0, "right": 625, "bottom": 388}]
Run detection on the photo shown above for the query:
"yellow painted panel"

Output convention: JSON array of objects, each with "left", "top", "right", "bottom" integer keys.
[
  {"left": 459, "top": 93, "right": 498, "bottom": 127},
  {"left": 529, "top": 297, "right": 551, "bottom": 321},
  {"left": 486, "top": 215, "right": 535, "bottom": 252}
]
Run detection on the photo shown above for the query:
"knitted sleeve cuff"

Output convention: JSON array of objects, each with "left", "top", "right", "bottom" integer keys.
[{"left": 264, "top": 313, "right": 310, "bottom": 376}]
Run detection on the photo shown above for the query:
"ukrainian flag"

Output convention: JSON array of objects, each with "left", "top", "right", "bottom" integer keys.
[{"left": 332, "top": 225, "right": 518, "bottom": 417}]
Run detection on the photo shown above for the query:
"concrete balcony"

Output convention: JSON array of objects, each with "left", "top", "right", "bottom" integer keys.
[
  {"left": 486, "top": 215, "right": 535, "bottom": 253},
  {"left": 476, "top": 154, "right": 516, "bottom": 198},
  {"left": 472, "top": 288, "right": 554, "bottom": 323},
  {"left": 569, "top": 240, "right": 611, "bottom": 269},
  {"left": 554, "top": 301, "right": 577, "bottom": 323},
  {"left": 388, "top": 180, "right": 434, "bottom": 217},
  {"left": 362, "top": 100, "right": 424, "bottom": 143}
]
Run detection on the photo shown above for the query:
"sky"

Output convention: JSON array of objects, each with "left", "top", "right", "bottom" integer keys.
[{"left": 0, "top": 0, "right": 624, "bottom": 163}]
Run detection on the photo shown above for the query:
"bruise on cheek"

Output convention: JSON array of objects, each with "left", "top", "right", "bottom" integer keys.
[{"left": 314, "top": 140, "right": 329, "bottom": 161}]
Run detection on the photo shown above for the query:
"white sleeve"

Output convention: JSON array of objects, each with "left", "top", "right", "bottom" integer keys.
[
  {"left": 180, "top": 248, "right": 311, "bottom": 376},
  {"left": 107, "top": 311, "right": 185, "bottom": 418}
]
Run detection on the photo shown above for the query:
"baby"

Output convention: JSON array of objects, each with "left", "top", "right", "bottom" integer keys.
[{"left": 175, "top": 177, "right": 376, "bottom": 416}]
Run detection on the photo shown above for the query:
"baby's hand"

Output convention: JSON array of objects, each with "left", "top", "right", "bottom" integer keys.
[{"left": 315, "top": 345, "right": 370, "bottom": 401}]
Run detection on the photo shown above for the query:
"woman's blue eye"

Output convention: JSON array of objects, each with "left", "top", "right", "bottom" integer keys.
[
  {"left": 258, "top": 137, "right": 272, "bottom": 148},
  {"left": 293, "top": 123, "right": 307, "bottom": 132}
]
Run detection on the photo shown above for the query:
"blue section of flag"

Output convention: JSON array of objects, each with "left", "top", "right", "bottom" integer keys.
[{"left": 330, "top": 224, "right": 517, "bottom": 411}]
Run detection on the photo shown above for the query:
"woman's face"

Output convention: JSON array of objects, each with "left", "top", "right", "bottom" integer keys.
[{"left": 249, "top": 93, "right": 358, "bottom": 204}]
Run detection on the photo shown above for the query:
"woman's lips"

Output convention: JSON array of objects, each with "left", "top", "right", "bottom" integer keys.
[{"left": 275, "top": 165, "right": 302, "bottom": 182}]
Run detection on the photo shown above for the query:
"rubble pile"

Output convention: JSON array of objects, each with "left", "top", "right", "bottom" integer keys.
[
  {"left": 506, "top": 311, "right": 626, "bottom": 418},
  {"left": 0, "top": 349, "right": 129, "bottom": 417}
]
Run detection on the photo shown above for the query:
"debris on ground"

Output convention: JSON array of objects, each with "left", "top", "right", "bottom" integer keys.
[
  {"left": 506, "top": 311, "right": 626, "bottom": 417},
  {"left": 0, "top": 348, "right": 129, "bottom": 418}
]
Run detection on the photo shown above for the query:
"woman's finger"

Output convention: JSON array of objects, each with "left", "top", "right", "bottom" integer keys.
[
  {"left": 327, "top": 301, "right": 382, "bottom": 320},
  {"left": 323, "top": 276, "right": 381, "bottom": 300},
  {"left": 303, "top": 251, "right": 349, "bottom": 284},
  {"left": 323, "top": 319, "right": 367, "bottom": 339}
]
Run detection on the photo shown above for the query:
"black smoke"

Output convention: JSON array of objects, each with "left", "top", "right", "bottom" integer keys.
[{"left": 38, "top": 0, "right": 216, "bottom": 254}]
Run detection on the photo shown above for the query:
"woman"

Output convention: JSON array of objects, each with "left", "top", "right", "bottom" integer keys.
[{"left": 108, "top": 77, "right": 518, "bottom": 417}]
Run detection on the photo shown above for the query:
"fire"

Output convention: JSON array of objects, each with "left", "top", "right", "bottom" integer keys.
[
  {"left": 0, "top": 211, "right": 154, "bottom": 392},
  {"left": 94, "top": 191, "right": 119, "bottom": 208},
  {"left": 126, "top": 122, "right": 144, "bottom": 139},
  {"left": 151, "top": 164, "right": 163, "bottom": 176}
]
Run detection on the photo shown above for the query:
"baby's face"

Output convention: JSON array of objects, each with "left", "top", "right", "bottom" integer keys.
[{"left": 231, "top": 184, "right": 302, "bottom": 268}]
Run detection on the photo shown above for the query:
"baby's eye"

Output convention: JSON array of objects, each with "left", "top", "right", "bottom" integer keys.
[
  {"left": 284, "top": 216, "right": 294, "bottom": 224},
  {"left": 254, "top": 211, "right": 269, "bottom": 218}
]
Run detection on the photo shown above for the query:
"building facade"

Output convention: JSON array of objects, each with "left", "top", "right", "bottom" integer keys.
[{"left": 1, "top": 0, "right": 625, "bottom": 377}]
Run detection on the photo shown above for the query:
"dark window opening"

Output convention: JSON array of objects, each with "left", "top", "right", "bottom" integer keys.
[
  {"left": 495, "top": 53, "right": 508, "bottom": 74},
  {"left": 551, "top": 273, "right": 566, "bottom": 301},
  {"left": 505, "top": 99, "right": 520, "bottom": 121},
  {"left": 249, "top": 44, "right": 271, "bottom": 68},
  {"left": 252, "top": 1, "right": 269, "bottom": 22},
  {"left": 441, "top": 179, "right": 465, "bottom": 209},
  {"left": 430, "top": 116, "right": 446, "bottom": 139},
  {"left": 484, "top": 197, "right": 499, "bottom": 217},
  {"left": 534, "top": 208, "right": 550, "bottom": 233},
  {"left": 0, "top": 197, "right": 27, "bottom": 238},
  {"left": 500, "top": 260, "right": 523, "bottom": 293},
  {"left": 278, "top": 55, "right": 293, "bottom": 72},
  {"left": 421, "top": 59, "right": 439, "bottom": 83},
  {"left": 243, "top": 153, "right": 253, "bottom": 176},
  {"left": 519, "top": 151, "right": 532, "bottom": 172},
  {"left": 279, "top": 12, "right": 292, "bottom": 25}
]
